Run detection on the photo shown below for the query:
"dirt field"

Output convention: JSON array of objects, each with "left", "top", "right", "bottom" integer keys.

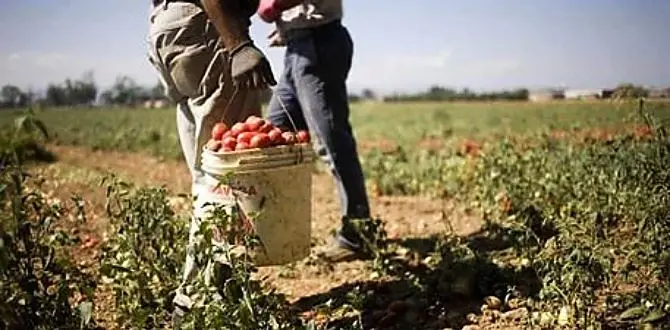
[{"left": 4, "top": 100, "right": 670, "bottom": 329}]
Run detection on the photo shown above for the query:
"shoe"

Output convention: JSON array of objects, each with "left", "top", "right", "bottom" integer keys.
[
  {"left": 316, "top": 236, "right": 370, "bottom": 263},
  {"left": 316, "top": 217, "right": 386, "bottom": 263}
]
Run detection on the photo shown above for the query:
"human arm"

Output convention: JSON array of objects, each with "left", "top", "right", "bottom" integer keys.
[
  {"left": 257, "top": 0, "right": 304, "bottom": 23},
  {"left": 201, "top": 0, "right": 253, "bottom": 52},
  {"left": 200, "top": 0, "right": 276, "bottom": 88}
]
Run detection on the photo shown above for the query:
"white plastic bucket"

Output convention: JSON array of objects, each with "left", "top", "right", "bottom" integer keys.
[{"left": 196, "top": 143, "right": 316, "bottom": 266}]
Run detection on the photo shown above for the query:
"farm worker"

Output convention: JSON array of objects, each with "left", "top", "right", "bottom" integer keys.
[
  {"left": 257, "top": 0, "right": 375, "bottom": 262},
  {"left": 146, "top": 0, "right": 276, "bottom": 326}
]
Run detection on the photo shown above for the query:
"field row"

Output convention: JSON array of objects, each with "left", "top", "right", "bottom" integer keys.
[
  {"left": 2, "top": 100, "right": 670, "bottom": 328},
  {"left": 2, "top": 100, "right": 668, "bottom": 160}
]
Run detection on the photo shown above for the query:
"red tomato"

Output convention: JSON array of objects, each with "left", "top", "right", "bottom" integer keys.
[
  {"left": 258, "top": 122, "right": 273, "bottom": 133},
  {"left": 245, "top": 115, "right": 262, "bottom": 124},
  {"left": 230, "top": 122, "right": 248, "bottom": 136},
  {"left": 206, "top": 139, "right": 222, "bottom": 151},
  {"left": 250, "top": 133, "right": 271, "bottom": 148},
  {"left": 268, "top": 129, "right": 283, "bottom": 145},
  {"left": 237, "top": 132, "right": 254, "bottom": 144},
  {"left": 246, "top": 116, "right": 265, "bottom": 132},
  {"left": 211, "top": 122, "right": 228, "bottom": 140},
  {"left": 282, "top": 131, "right": 297, "bottom": 145},
  {"left": 236, "top": 141, "right": 250, "bottom": 150},
  {"left": 297, "top": 130, "right": 310, "bottom": 143},
  {"left": 222, "top": 137, "right": 236, "bottom": 150}
]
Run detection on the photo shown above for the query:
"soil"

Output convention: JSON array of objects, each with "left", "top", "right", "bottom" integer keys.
[{"left": 27, "top": 144, "right": 529, "bottom": 330}]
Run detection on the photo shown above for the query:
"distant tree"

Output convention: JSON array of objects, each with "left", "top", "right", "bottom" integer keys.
[
  {"left": 100, "top": 75, "right": 148, "bottom": 106},
  {"left": 348, "top": 93, "right": 362, "bottom": 103},
  {"left": 70, "top": 71, "right": 98, "bottom": 105},
  {"left": 361, "top": 88, "right": 376, "bottom": 100},
  {"left": 613, "top": 83, "right": 648, "bottom": 99},
  {"left": 383, "top": 85, "right": 531, "bottom": 103},
  {"left": 45, "top": 84, "right": 67, "bottom": 106},
  {"left": 42, "top": 71, "right": 98, "bottom": 107},
  {"left": 149, "top": 81, "right": 167, "bottom": 100},
  {"left": 0, "top": 85, "right": 29, "bottom": 108}
]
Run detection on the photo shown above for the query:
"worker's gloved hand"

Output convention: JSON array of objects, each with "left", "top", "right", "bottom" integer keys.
[
  {"left": 229, "top": 41, "right": 277, "bottom": 89},
  {"left": 257, "top": 0, "right": 281, "bottom": 23}
]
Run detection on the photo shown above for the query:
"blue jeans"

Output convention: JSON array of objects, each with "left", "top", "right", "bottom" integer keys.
[{"left": 266, "top": 20, "right": 371, "bottom": 249}]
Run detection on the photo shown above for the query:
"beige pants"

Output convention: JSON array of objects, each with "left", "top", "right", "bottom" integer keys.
[
  {"left": 146, "top": 1, "right": 261, "bottom": 311},
  {"left": 147, "top": 1, "right": 261, "bottom": 189}
]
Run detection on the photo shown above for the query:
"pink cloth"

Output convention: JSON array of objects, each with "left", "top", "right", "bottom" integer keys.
[{"left": 257, "top": 0, "right": 281, "bottom": 23}]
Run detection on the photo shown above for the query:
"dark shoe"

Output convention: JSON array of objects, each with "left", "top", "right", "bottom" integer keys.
[
  {"left": 316, "top": 236, "right": 370, "bottom": 263},
  {"left": 317, "top": 217, "right": 386, "bottom": 263}
]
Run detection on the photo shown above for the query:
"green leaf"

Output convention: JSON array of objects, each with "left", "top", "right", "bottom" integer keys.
[
  {"left": 33, "top": 118, "right": 50, "bottom": 140},
  {"left": 641, "top": 309, "right": 666, "bottom": 323},
  {"left": 618, "top": 306, "right": 646, "bottom": 320},
  {"left": 14, "top": 115, "right": 28, "bottom": 134},
  {"left": 78, "top": 301, "right": 93, "bottom": 328}
]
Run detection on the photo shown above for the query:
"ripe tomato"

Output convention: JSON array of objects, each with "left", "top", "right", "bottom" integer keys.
[
  {"left": 268, "top": 128, "right": 283, "bottom": 145},
  {"left": 211, "top": 122, "right": 228, "bottom": 140},
  {"left": 250, "top": 133, "right": 271, "bottom": 148},
  {"left": 236, "top": 141, "right": 250, "bottom": 150},
  {"left": 258, "top": 122, "right": 273, "bottom": 133},
  {"left": 245, "top": 115, "right": 262, "bottom": 124},
  {"left": 230, "top": 122, "right": 248, "bottom": 136},
  {"left": 246, "top": 116, "right": 265, "bottom": 132},
  {"left": 222, "top": 137, "right": 236, "bottom": 150},
  {"left": 206, "top": 139, "right": 222, "bottom": 151},
  {"left": 297, "top": 130, "right": 310, "bottom": 143},
  {"left": 237, "top": 132, "right": 254, "bottom": 144},
  {"left": 282, "top": 131, "right": 297, "bottom": 145}
]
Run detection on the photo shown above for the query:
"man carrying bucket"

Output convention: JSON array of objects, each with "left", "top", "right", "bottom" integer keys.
[
  {"left": 256, "top": 0, "right": 376, "bottom": 262},
  {"left": 147, "top": 0, "right": 275, "bottom": 326}
]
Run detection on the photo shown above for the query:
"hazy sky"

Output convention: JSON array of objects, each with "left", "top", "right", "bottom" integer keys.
[{"left": 0, "top": 0, "right": 668, "bottom": 95}]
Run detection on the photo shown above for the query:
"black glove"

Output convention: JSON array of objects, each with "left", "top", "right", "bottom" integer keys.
[{"left": 229, "top": 41, "right": 277, "bottom": 89}]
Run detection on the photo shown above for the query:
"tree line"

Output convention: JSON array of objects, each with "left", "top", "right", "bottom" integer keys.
[
  {"left": 0, "top": 71, "right": 168, "bottom": 109},
  {"left": 1, "top": 71, "right": 665, "bottom": 110},
  {"left": 374, "top": 86, "right": 530, "bottom": 102}
]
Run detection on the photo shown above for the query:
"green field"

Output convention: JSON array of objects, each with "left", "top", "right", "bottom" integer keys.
[
  {"left": 2, "top": 100, "right": 668, "bottom": 160},
  {"left": 2, "top": 99, "right": 670, "bottom": 329}
]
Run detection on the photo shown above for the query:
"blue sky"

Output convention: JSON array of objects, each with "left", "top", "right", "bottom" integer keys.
[{"left": 0, "top": 0, "right": 668, "bottom": 95}]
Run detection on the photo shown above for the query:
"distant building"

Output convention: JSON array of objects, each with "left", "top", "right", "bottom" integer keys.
[
  {"left": 528, "top": 89, "right": 565, "bottom": 102},
  {"left": 143, "top": 99, "right": 170, "bottom": 109},
  {"left": 564, "top": 89, "right": 614, "bottom": 100}
]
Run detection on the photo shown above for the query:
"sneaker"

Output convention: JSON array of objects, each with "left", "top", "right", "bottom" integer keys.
[
  {"left": 316, "top": 218, "right": 386, "bottom": 263},
  {"left": 316, "top": 236, "right": 370, "bottom": 263}
]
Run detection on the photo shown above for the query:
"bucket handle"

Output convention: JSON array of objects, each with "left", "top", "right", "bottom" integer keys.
[
  {"left": 222, "top": 85, "right": 248, "bottom": 123},
  {"left": 275, "top": 92, "right": 307, "bottom": 165},
  {"left": 223, "top": 87, "right": 309, "bottom": 166}
]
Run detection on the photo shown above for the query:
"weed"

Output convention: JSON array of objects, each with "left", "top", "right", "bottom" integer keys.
[
  {"left": 0, "top": 113, "right": 96, "bottom": 329},
  {"left": 99, "top": 175, "right": 188, "bottom": 328}
]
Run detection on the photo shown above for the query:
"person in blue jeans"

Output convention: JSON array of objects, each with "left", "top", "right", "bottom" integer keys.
[{"left": 257, "top": 0, "right": 374, "bottom": 262}]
